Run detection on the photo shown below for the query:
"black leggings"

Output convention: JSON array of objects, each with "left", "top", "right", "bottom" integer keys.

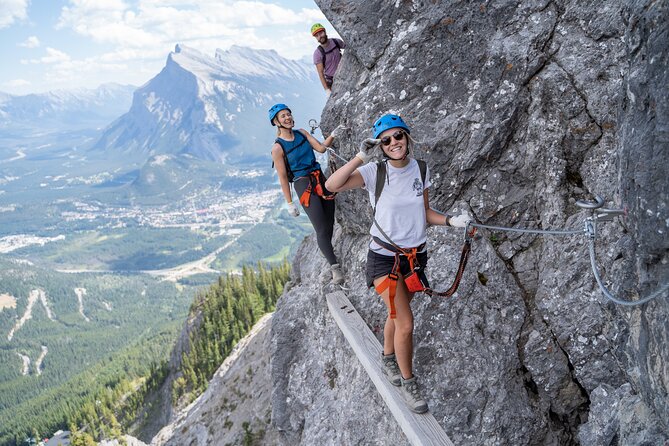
[{"left": 293, "top": 176, "right": 338, "bottom": 265}]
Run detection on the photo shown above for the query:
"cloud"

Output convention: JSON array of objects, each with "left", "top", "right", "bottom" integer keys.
[
  {"left": 42, "top": 57, "right": 131, "bottom": 87},
  {"left": 56, "top": 0, "right": 326, "bottom": 55},
  {"left": 22, "top": 47, "right": 72, "bottom": 64},
  {"left": 19, "top": 36, "right": 40, "bottom": 48},
  {"left": 0, "top": 0, "right": 28, "bottom": 29},
  {"left": 17, "top": 0, "right": 330, "bottom": 92},
  {"left": 3, "top": 79, "right": 30, "bottom": 88}
]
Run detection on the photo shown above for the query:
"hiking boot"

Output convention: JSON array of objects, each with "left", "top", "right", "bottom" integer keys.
[
  {"left": 330, "top": 263, "right": 344, "bottom": 285},
  {"left": 401, "top": 376, "right": 428, "bottom": 414},
  {"left": 382, "top": 353, "right": 402, "bottom": 387}
]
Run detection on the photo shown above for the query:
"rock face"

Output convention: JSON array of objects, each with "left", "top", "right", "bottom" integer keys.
[
  {"left": 151, "top": 314, "right": 278, "bottom": 446},
  {"left": 269, "top": 1, "right": 668, "bottom": 445}
]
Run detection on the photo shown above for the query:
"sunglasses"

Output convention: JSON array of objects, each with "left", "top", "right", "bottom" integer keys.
[{"left": 380, "top": 130, "right": 406, "bottom": 147}]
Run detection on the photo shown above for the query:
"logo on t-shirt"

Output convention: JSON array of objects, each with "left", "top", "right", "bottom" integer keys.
[{"left": 412, "top": 178, "right": 422, "bottom": 196}]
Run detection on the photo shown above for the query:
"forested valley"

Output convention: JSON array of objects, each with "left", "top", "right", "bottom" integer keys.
[{"left": 0, "top": 259, "right": 290, "bottom": 445}]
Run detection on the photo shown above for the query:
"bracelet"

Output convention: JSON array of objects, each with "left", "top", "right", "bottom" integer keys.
[{"left": 445, "top": 214, "right": 451, "bottom": 226}]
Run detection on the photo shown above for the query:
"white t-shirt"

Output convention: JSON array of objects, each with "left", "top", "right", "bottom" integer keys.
[{"left": 358, "top": 159, "right": 432, "bottom": 255}]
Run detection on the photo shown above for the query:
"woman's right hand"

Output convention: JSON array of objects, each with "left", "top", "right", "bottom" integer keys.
[
  {"left": 287, "top": 202, "right": 300, "bottom": 217},
  {"left": 356, "top": 138, "right": 380, "bottom": 164}
]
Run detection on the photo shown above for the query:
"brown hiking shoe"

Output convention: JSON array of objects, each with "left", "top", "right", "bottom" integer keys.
[
  {"left": 382, "top": 353, "right": 402, "bottom": 386},
  {"left": 401, "top": 376, "right": 428, "bottom": 414}
]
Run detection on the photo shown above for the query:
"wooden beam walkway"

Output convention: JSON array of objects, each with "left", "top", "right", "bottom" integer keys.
[{"left": 326, "top": 291, "right": 454, "bottom": 446}]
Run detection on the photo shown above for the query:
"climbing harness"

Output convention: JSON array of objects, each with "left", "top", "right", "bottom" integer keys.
[
  {"left": 297, "top": 169, "right": 336, "bottom": 207},
  {"left": 373, "top": 238, "right": 426, "bottom": 319},
  {"left": 467, "top": 196, "right": 668, "bottom": 307},
  {"left": 373, "top": 226, "right": 477, "bottom": 318}
]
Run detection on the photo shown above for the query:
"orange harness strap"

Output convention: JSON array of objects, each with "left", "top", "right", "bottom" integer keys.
[
  {"left": 299, "top": 170, "right": 335, "bottom": 207},
  {"left": 374, "top": 248, "right": 418, "bottom": 319}
]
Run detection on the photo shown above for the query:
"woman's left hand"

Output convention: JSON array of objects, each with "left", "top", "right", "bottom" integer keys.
[
  {"left": 449, "top": 212, "right": 472, "bottom": 228},
  {"left": 330, "top": 124, "right": 346, "bottom": 139}
]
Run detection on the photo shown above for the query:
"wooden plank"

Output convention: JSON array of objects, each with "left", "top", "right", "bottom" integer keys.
[{"left": 326, "top": 291, "right": 455, "bottom": 446}]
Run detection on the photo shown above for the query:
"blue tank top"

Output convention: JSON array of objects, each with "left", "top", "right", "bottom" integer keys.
[{"left": 276, "top": 131, "right": 320, "bottom": 181}]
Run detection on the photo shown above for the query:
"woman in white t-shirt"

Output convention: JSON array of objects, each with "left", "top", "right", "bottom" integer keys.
[{"left": 325, "top": 114, "right": 470, "bottom": 414}]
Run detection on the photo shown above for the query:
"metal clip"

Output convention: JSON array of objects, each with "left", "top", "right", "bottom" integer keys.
[
  {"left": 595, "top": 207, "right": 625, "bottom": 222},
  {"left": 309, "top": 119, "right": 319, "bottom": 135},
  {"left": 464, "top": 221, "right": 477, "bottom": 242},
  {"left": 584, "top": 219, "right": 597, "bottom": 239},
  {"left": 575, "top": 195, "right": 605, "bottom": 210}
]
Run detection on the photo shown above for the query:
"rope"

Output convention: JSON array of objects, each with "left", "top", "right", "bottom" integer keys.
[
  {"left": 469, "top": 222, "right": 583, "bottom": 236},
  {"left": 467, "top": 217, "right": 666, "bottom": 307},
  {"left": 326, "top": 147, "right": 350, "bottom": 163},
  {"left": 584, "top": 220, "right": 668, "bottom": 307}
]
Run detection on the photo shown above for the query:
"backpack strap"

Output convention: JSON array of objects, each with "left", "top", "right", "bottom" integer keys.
[
  {"left": 374, "top": 161, "right": 387, "bottom": 210},
  {"left": 417, "top": 159, "right": 427, "bottom": 188},
  {"left": 317, "top": 45, "right": 326, "bottom": 64},
  {"left": 317, "top": 39, "right": 342, "bottom": 68}
]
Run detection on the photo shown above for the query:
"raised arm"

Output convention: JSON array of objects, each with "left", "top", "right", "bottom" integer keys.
[
  {"left": 326, "top": 137, "right": 379, "bottom": 192},
  {"left": 299, "top": 128, "right": 334, "bottom": 153},
  {"left": 324, "top": 156, "right": 365, "bottom": 192}
]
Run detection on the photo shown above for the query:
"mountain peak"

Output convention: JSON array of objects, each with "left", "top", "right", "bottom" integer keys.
[{"left": 94, "top": 44, "right": 324, "bottom": 162}]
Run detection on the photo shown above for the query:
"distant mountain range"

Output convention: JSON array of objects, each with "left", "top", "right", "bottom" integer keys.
[
  {"left": 0, "top": 83, "right": 136, "bottom": 132},
  {"left": 94, "top": 45, "right": 326, "bottom": 163}
]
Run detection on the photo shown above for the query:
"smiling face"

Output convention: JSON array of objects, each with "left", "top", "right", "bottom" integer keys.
[
  {"left": 379, "top": 128, "right": 408, "bottom": 160},
  {"left": 275, "top": 109, "right": 294, "bottom": 128},
  {"left": 314, "top": 30, "right": 327, "bottom": 44}
]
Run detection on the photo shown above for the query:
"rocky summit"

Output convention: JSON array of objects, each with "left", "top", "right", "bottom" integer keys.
[{"left": 146, "top": 1, "right": 667, "bottom": 445}]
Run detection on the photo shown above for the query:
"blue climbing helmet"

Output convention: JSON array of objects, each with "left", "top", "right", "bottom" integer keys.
[
  {"left": 268, "top": 103, "right": 291, "bottom": 126},
  {"left": 373, "top": 114, "right": 411, "bottom": 138}
]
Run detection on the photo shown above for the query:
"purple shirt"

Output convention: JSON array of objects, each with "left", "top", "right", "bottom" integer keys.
[{"left": 312, "top": 38, "right": 346, "bottom": 78}]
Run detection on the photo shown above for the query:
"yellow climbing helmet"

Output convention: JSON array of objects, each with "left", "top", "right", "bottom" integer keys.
[{"left": 311, "top": 23, "right": 326, "bottom": 36}]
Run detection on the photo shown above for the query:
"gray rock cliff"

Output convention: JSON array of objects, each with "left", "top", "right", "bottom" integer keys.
[{"left": 270, "top": 1, "right": 668, "bottom": 445}]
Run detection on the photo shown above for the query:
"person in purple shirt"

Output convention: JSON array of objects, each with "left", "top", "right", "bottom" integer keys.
[{"left": 311, "top": 23, "right": 346, "bottom": 95}]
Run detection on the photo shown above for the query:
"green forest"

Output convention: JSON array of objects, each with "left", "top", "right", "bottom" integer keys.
[
  {"left": 0, "top": 260, "right": 291, "bottom": 445},
  {"left": 0, "top": 259, "right": 194, "bottom": 446},
  {"left": 172, "top": 261, "right": 290, "bottom": 404}
]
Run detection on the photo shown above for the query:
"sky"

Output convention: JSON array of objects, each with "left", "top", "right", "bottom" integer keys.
[{"left": 0, "top": 0, "right": 335, "bottom": 96}]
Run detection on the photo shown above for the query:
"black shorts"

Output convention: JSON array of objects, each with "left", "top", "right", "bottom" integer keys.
[{"left": 366, "top": 249, "right": 429, "bottom": 288}]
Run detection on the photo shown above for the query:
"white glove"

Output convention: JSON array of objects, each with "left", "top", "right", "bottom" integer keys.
[
  {"left": 330, "top": 124, "right": 346, "bottom": 139},
  {"left": 356, "top": 138, "right": 380, "bottom": 164},
  {"left": 287, "top": 202, "right": 300, "bottom": 217},
  {"left": 325, "top": 89, "right": 332, "bottom": 96},
  {"left": 449, "top": 212, "right": 471, "bottom": 228}
]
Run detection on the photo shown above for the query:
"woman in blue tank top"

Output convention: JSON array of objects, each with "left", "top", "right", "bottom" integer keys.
[{"left": 268, "top": 103, "right": 345, "bottom": 285}]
